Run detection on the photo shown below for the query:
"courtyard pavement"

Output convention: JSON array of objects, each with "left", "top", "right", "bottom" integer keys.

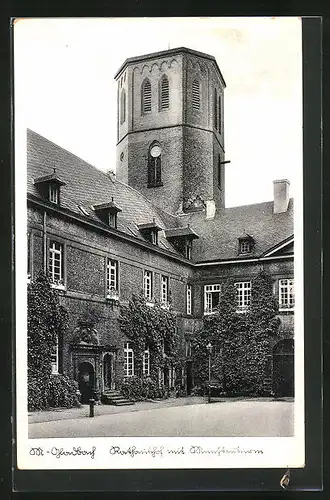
[{"left": 29, "top": 397, "right": 294, "bottom": 438}]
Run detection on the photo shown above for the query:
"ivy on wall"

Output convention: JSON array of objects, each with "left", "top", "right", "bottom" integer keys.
[
  {"left": 119, "top": 294, "right": 179, "bottom": 382},
  {"left": 27, "top": 273, "right": 80, "bottom": 410},
  {"left": 191, "top": 270, "right": 281, "bottom": 396}
]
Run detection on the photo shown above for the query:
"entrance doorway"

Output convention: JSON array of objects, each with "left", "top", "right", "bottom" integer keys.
[
  {"left": 78, "top": 361, "right": 95, "bottom": 403},
  {"left": 103, "top": 353, "right": 114, "bottom": 391},
  {"left": 273, "top": 339, "right": 294, "bottom": 397}
]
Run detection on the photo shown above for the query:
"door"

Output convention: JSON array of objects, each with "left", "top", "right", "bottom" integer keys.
[
  {"left": 78, "top": 361, "right": 95, "bottom": 403},
  {"left": 103, "top": 353, "right": 114, "bottom": 391},
  {"left": 273, "top": 339, "right": 294, "bottom": 397}
]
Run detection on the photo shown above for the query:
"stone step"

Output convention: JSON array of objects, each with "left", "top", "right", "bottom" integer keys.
[{"left": 101, "top": 392, "right": 134, "bottom": 406}]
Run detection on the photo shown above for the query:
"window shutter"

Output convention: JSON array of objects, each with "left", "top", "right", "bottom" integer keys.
[
  {"left": 142, "top": 79, "right": 151, "bottom": 113},
  {"left": 192, "top": 79, "right": 200, "bottom": 109},
  {"left": 160, "top": 76, "right": 169, "bottom": 110}
]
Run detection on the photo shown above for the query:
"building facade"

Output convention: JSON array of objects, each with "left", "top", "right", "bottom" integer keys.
[{"left": 27, "top": 47, "right": 294, "bottom": 402}]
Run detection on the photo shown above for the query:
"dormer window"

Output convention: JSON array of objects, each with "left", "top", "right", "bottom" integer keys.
[
  {"left": 33, "top": 169, "right": 66, "bottom": 205},
  {"left": 238, "top": 232, "right": 254, "bottom": 255},
  {"left": 49, "top": 184, "right": 59, "bottom": 204},
  {"left": 137, "top": 219, "right": 162, "bottom": 246},
  {"left": 93, "top": 198, "right": 122, "bottom": 229},
  {"left": 164, "top": 226, "right": 199, "bottom": 260}
]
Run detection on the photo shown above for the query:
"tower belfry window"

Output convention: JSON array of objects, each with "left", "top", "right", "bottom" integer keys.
[
  {"left": 120, "top": 89, "right": 126, "bottom": 124},
  {"left": 192, "top": 79, "right": 200, "bottom": 109},
  {"left": 142, "top": 78, "right": 152, "bottom": 114},
  {"left": 148, "top": 143, "right": 162, "bottom": 187},
  {"left": 160, "top": 75, "right": 169, "bottom": 110}
]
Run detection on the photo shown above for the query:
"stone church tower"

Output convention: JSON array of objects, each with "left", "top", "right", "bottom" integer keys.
[{"left": 115, "top": 47, "right": 226, "bottom": 215}]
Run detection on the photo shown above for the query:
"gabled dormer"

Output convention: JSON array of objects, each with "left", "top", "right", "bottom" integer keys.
[
  {"left": 238, "top": 231, "right": 255, "bottom": 255},
  {"left": 93, "top": 197, "right": 122, "bottom": 229},
  {"left": 137, "top": 219, "right": 162, "bottom": 245},
  {"left": 33, "top": 168, "right": 66, "bottom": 205},
  {"left": 164, "top": 225, "right": 199, "bottom": 260}
]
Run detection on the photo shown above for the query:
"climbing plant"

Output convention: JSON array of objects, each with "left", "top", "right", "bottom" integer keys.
[
  {"left": 191, "top": 270, "right": 281, "bottom": 396},
  {"left": 119, "top": 294, "right": 180, "bottom": 390},
  {"left": 27, "top": 273, "right": 80, "bottom": 410}
]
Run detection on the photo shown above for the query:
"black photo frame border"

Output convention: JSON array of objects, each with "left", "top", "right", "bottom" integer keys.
[{"left": 0, "top": 10, "right": 323, "bottom": 496}]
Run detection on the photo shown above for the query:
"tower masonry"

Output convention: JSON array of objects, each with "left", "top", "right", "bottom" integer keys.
[{"left": 115, "top": 47, "right": 226, "bottom": 215}]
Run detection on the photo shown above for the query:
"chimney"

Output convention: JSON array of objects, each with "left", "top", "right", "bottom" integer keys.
[{"left": 273, "top": 179, "right": 290, "bottom": 214}]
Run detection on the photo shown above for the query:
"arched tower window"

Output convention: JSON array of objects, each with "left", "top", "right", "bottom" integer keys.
[
  {"left": 214, "top": 88, "right": 218, "bottom": 130},
  {"left": 141, "top": 78, "right": 152, "bottom": 114},
  {"left": 192, "top": 79, "right": 200, "bottom": 109},
  {"left": 159, "top": 75, "right": 169, "bottom": 110},
  {"left": 148, "top": 142, "right": 162, "bottom": 187},
  {"left": 120, "top": 89, "right": 126, "bottom": 124}
]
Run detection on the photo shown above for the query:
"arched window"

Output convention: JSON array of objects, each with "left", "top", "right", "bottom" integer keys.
[
  {"left": 218, "top": 94, "right": 222, "bottom": 133},
  {"left": 159, "top": 75, "right": 169, "bottom": 110},
  {"left": 141, "top": 78, "right": 152, "bottom": 114},
  {"left": 214, "top": 88, "right": 218, "bottom": 130},
  {"left": 120, "top": 89, "right": 126, "bottom": 124},
  {"left": 148, "top": 142, "right": 162, "bottom": 187},
  {"left": 192, "top": 79, "right": 200, "bottom": 109}
]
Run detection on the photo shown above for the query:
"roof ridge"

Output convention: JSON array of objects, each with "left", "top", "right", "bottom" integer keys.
[{"left": 28, "top": 129, "right": 112, "bottom": 182}]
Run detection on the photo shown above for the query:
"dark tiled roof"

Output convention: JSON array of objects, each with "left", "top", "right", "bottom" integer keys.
[
  {"left": 182, "top": 200, "right": 293, "bottom": 262},
  {"left": 27, "top": 129, "right": 181, "bottom": 255},
  {"left": 27, "top": 129, "right": 293, "bottom": 263}
]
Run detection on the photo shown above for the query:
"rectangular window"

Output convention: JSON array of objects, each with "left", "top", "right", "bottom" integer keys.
[
  {"left": 51, "top": 337, "right": 59, "bottom": 374},
  {"left": 236, "top": 281, "right": 251, "bottom": 311},
  {"left": 48, "top": 241, "right": 64, "bottom": 287},
  {"left": 124, "top": 342, "right": 134, "bottom": 377},
  {"left": 186, "top": 240, "right": 192, "bottom": 260},
  {"left": 161, "top": 275, "right": 169, "bottom": 304},
  {"left": 240, "top": 240, "right": 251, "bottom": 254},
  {"left": 108, "top": 212, "right": 117, "bottom": 228},
  {"left": 186, "top": 284, "right": 192, "bottom": 315},
  {"left": 144, "top": 270, "right": 153, "bottom": 301},
  {"left": 106, "top": 259, "right": 118, "bottom": 293},
  {"left": 204, "top": 284, "right": 221, "bottom": 314},
  {"left": 143, "top": 347, "right": 150, "bottom": 376},
  {"left": 49, "top": 184, "right": 59, "bottom": 204},
  {"left": 279, "top": 278, "right": 295, "bottom": 310}
]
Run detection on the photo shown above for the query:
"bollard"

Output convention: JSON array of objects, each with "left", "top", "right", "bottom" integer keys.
[{"left": 89, "top": 398, "right": 95, "bottom": 418}]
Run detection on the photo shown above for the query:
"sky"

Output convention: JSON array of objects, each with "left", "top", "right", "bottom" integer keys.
[{"left": 14, "top": 17, "right": 302, "bottom": 207}]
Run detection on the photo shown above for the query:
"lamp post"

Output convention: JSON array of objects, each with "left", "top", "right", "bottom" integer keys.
[{"left": 206, "top": 342, "right": 213, "bottom": 403}]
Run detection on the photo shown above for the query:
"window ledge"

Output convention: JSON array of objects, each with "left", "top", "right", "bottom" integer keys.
[
  {"left": 50, "top": 283, "right": 66, "bottom": 291},
  {"left": 146, "top": 301, "right": 155, "bottom": 308},
  {"left": 106, "top": 291, "right": 120, "bottom": 302},
  {"left": 204, "top": 311, "right": 216, "bottom": 316},
  {"left": 279, "top": 308, "right": 294, "bottom": 313},
  {"left": 236, "top": 308, "right": 250, "bottom": 314},
  {"left": 160, "top": 302, "right": 171, "bottom": 310}
]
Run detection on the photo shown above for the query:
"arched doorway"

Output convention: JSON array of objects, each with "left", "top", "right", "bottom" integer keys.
[
  {"left": 103, "top": 353, "right": 114, "bottom": 391},
  {"left": 273, "top": 339, "right": 294, "bottom": 397},
  {"left": 78, "top": 361, "right": 95, "bottom": 403}
]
